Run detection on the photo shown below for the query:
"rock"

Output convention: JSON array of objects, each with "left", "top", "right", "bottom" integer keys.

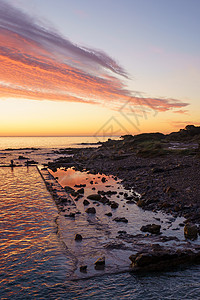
[
  {"left": 113, "top": 217, "right": 128, "bottom": 223},
  {"left": 90, "top": 180, "right": 93, "bottom": 184},
  {"left": 140, "top": 224, "right": 161, "bottom": 234},
  {"left": 18, "top": 155, "right": 27, "bottom": 160},
  {"left": 94, "top": 256, "right": 105, "bottom": 270},
  {"left": 137, "top": 199, "right": 145, "bottom": 207},
  {"left": 87, "top": 194, "right": 101, "bottom": 201},
  {"left": 74, "top": 184, "right": 86, "bottom": 187},
  {"left": 85, "top": 207, "right": 96, "bottom": 214},
  {"left": 126, "top": 200, "right": 135, "bottom": 204},
  {"left": 77, "top": 188, "right": 84, "bottom": 194},
  {"left": 75, "top": 234, "right": 82, "bottom": 241},
  {"left": 129, "top": 246, "right": 200, "bottom": 272},
  {"left": 65, "top": 212, "right": 75, "bottom": 218},
  {"left": 184, "top": 223, "right": 198, "bottom": 240},
  {"left": 100, "top": 196, "right": 110, "bottom": 205},
  {"left": 101, "top": 177, "right": 107, "bottom": 183},
  {"left": 80, "top": 265, "right": 87, "bottom": 273},
  {"left": 105, "top": 212, "right": 112, "bottom": 217},
  {"left": 83, "top": 199, "right": 90, "bottom": 206},
  {"left": 110, "top": 201, "right": 119, "bottom": 209},
  {"left": 64, "top": 186, "right": 78, "bottom": 197}
]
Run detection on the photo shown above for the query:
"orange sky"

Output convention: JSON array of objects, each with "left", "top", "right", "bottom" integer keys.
[{"left": 0, "top": 1, "right": 199, "bottom": 136}]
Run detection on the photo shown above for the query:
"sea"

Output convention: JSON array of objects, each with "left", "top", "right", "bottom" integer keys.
[{"left": 0, "top": 137, "right": 200, "bottom": 300}]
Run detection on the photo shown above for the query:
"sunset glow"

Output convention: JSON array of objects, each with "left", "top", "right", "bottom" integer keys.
[{"left": 0, "top": 0, "right": 199, "bottom": 136}]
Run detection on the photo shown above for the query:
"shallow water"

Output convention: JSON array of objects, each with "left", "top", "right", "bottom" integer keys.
[{"left": 1, "top": 166, "right": 200, "bottom": 299}]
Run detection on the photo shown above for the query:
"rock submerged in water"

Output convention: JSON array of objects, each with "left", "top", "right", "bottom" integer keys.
[
  {"left": 77, "top": 188, "right": 84, "bottom": 194},
  {"left": 87, "top": 194, "right": 101, "bottom": 201},
  {"left": 94, "top": 256, "right": 105, "bottom": 270},
  {"left": 80, "top": 265, "right": 87, "bottom": 273},
  {"left": 75, "top": 234, "right": 82, "bottom": 241},
  {"left": 85, "top": 207, "right": 96, "bottom": 214},
  {"left": 140, "top": 224, "right": 161, "bottom": 234},
  {"left": 105, "top": 212, "right": 112, "bottom": 217},
  {"left": 184, "top": 223, "right": 198, "bottom": 240},
  {"left": 110, "top": 201, "right": 119, "bottom": 209},
  {"left": 113, "top": 217, "right": 128, "bottom": 223},
  {"left": 83, "top": 199, "right": 90, "bottom": 206}
]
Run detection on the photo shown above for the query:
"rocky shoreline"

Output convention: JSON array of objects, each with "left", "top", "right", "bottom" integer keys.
[{"left": 48, "top": 125, "right": 200, "bottom": 226}]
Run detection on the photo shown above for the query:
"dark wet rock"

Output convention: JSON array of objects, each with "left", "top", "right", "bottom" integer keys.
[
  {"left": 129, "top": 245, "right": 200, "bottom": 272},
  {"left": 118, "top": 230, "right": 127, "bottom": 234},
  {"left": 184, "top": 223, "right": 198, "bottom": 240},
  {"left": 64, "top": 186, "right": 76, "bottom": 194},
  {"left": 110, "top": 201, "right": 119, "bottom": 209},
  {"left": 105, "top": 190, "right": 117, "bottom": 196},
  {"left": 94, "top": 256, "right": 105, "bottom": 270},
  {"left": 77, "top": 188, "right": 84, "bottom": 194},
  {"left": 83, "top": 199, "right": 90, "bottom": 206},
  {"left": 140, "top": 224, "right": 161, "bottom": 234},
  {"left": 18, "top": 155, "right": 27, "bottom": 160},
  {"left": 137, "top": 199, "right": 145, "bottom": 207},
  {"left": 85, "top": 207, "right": 96, "bottom": 214},
  {"left": 100, "top": 196, "right": 110, "bottom": 205},
  {"left": 160, "top": 236, "right": 179, "bottom": 242},
  {"left": 125, "top": 195, "right": 134, "bottom": 200},
  {"left": 75, "top": 234, "right": 82, "bottom": 241},
  {"left": 113, "top": 217, "right": 128, "bottom": 223},
  {"left": 105, "top": 212, "right": 112, "bottom": 217},
  {"left": 126, "top": 200, "right": 135, "bottom": 204},
  {"left": 87, "top": 194, "right": 101, "bottom": 201},
  {"left": 74, "top": 184, "right": 86, "bottom": 188},
  {"left": 65, "top": 212, "right": 75, "bottom": 218},
  {"left": 80, "top": 265, "right": 87, "bottom": 273},
  {"left": 26, "top": 160, "right": 38, "bottom": 165},
  {"left": 104, "top": 242, "right": 127, "bottom": 250},
  {"left": 101, "top": 177, "right": 107, "bottom": 183}
]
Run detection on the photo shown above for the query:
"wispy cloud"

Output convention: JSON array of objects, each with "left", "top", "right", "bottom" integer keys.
[{"left": 0, "top": 0, "right": 189, "bottom": 112}]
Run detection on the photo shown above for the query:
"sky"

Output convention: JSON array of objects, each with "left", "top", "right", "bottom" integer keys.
[{"left": 0, "top": 0, "right": 199, "bottom": 136}]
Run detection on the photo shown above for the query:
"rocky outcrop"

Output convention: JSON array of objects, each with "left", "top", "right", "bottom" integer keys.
[{"left": 129, "top": 245, "right": 200, "bottom": 272}]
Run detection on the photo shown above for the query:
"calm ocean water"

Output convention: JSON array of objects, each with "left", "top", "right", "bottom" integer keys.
[
  {"left": 0, "top": 137, "right": 200, "bottom": 299},
  {"left": 0, "top": 136, "right": 118, "bottom": 150}
]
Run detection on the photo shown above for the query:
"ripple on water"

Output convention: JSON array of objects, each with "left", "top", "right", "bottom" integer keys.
[{"left": 1, "top": 166, "right": 200, "bottom": 299}]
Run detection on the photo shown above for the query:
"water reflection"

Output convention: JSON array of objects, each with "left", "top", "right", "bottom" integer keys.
[{"left": 0, "top": 167, "right": 70, "bottom": 299}]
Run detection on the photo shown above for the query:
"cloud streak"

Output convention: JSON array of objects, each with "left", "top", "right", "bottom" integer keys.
[{"left": 0, "top": 0, "right": 189, "bottom": 112}]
